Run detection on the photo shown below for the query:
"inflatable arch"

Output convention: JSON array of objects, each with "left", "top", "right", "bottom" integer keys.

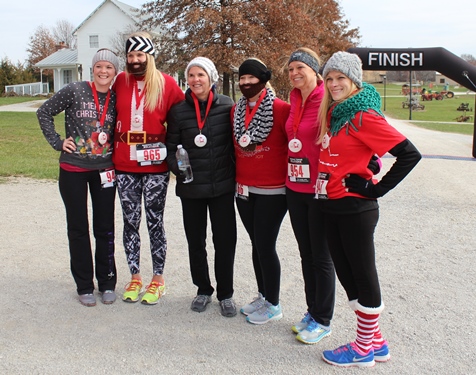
[{"left": 348, "top": 47, "right": 476, "bottom": 158}]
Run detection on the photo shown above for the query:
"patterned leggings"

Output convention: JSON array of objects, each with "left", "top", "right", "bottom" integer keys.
[{"left": 116, "top": 172, "right": 169, "bottom": 276}]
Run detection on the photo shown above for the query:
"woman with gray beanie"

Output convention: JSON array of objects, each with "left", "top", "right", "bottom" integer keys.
[
  {"left": 317, "top": 51, "right": 421, "bottom": 367},
  {"left": 37, "top": 48, "right": 119, "bottom": 306},
  {"left": 166, "top": 57, "right": 237, "bottom": 317}
]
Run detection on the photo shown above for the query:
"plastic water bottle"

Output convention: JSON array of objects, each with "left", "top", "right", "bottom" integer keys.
[{"left": 176, "top": 144, "right": 193, "bottom": 183}]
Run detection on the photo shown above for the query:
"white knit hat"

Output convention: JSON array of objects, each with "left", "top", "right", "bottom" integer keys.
[
  {"left": 185, "top": 57, "right": 219, "bottom": 85},
  {"left": 323, "top": 51, "right": 363, "bottom": 88},
  {"left": 92, "top": 49, "right": 119, "bottom": 74}
]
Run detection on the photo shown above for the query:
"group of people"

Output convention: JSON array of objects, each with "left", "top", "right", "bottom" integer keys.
[{"left": 37, "top": 31, "right": 421, "bottom": 368}]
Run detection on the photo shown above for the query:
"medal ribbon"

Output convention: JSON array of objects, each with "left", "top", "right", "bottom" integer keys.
[
  {"left": 191, "top": 91, "right": 214, "bottom": 132},
  {"left": 244, "top": 89, "right": 267, "bottom": 130},
  {"left": 91, "top": 82, "right": 111, "bottom": 126},
  {"left": 133, "top": 78, "right": 146, "bottom": 110},
  {"left": 292, "top": 94, "right": 307, "bottom": 138}
]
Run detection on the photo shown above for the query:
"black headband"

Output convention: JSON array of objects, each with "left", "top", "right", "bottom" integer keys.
[
  {"left": 239, "top": 59, "right": 271, "bottom": 83},
  {"left": 125, "top": 36, "right": 155, "bottom": 56}
]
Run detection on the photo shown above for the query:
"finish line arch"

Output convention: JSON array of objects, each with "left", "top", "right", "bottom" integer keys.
[{"left": 348, "top": 47, "right": 476, "bottom": 158}]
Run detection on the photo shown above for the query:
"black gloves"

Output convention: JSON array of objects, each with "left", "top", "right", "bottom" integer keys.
[
  {"left": 367, "top": 155, "right": 381, "bottom": 175},
  {"left": 344, "top": 174, "right": 382, "bottom": 198}
]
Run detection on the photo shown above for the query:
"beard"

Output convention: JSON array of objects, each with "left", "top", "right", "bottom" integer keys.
[
  {"left": 239, "top": 82, "right": 266, "bottom": 100},
  {"left": 127, "top": 61, "right": 147, "bottom": 75}
]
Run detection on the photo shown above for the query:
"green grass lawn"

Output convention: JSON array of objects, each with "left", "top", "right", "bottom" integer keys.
[
  {"left": 0, "top": 112, "right": 64, "bottom": 180},
  {"left": 373, "top": 83, "right": 475, "bottom": 135},
  {"left": 0, "top": 96, "right": 48, "bottom": 106}
]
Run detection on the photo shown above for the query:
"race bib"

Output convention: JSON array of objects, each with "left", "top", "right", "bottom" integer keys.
[
  {"left": 235, "top": 183, "right": 249, "bottom": 201},
  {"left": 99, "top": 168, "right": 116, "bottom": 188},
  {"left": 288, "top": 157, "right": 310, "bottom": 183},
  {"left": 136, "top": 142, "right": 167, "bottom": 166},
  {"left": 315, "top": 172, "right": 330, "bottom": 200}
]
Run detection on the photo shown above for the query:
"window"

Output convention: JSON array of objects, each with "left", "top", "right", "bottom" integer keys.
[
  {"left": 63, "top": 70, "right": 72, "bottom": 85},
  {"left": 89, "top": 35, "right": 99, "bottom": 48}
]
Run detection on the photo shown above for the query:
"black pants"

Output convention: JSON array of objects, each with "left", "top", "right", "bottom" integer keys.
[
  {"left": 286, "top": 188, "right": 335, "bottom": 326},
  {"left": 324, "top": 208, "right": 381, "bottom": 308},
  {"left": 236, "top": 193, "right": 287, "bottom": 306},
  {"left": 59, "top": 168, "right": 117, "bottom": 295},
  {"left": 180, "top": 192, "right": 237, "bottom": 301}
]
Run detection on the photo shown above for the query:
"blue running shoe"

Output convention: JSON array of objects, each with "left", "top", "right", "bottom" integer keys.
[
  {"left": 291, "top": 312, "right": 312, "bottom": 334},
  {"left": 296, "top": 319, "right": 331, "bottom": 344},
  {"left": 374, "top": 342, "right": 391, "bottom": 362},
  {"left": 322, "top": 343, "right": 375, "bottom": 368}
]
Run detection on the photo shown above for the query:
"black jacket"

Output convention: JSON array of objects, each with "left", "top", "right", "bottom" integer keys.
[{"left": 166, "top": 87, "right": 235, "bottom": 199}]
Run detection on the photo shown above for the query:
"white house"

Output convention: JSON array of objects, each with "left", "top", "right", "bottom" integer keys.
[{"left": 35, "top": 0, "right": 143, "bottom": 92}]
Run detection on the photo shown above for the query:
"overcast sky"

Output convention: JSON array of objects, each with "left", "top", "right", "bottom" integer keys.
[{"left": 1, "top": 0, "right": 474, "bottom": 64}]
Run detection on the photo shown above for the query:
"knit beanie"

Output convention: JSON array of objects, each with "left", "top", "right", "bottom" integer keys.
[
  {"left": 322, "top": 51, "right": 363, "bottom": 88},
  {"left": 288, "top": 50, "right": 320, "bottom": 75},
  {"left": 239, "top": 59, "right": 271, "bottom": 83},
  {"left": 185, "top": 57, "right": 219, "bottom": 85},
  {"left": 92, "top": 48, "right": 119, "bottom": 74}
]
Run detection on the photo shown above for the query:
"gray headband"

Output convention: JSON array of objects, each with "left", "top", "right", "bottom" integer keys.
[{"left": 288, "top": 51, "right": 320, "bottom": 75}]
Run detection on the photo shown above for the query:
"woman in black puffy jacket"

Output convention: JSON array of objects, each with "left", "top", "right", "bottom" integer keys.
[{"left": 166, "top": 57, "right": 237, "bottom": 318}]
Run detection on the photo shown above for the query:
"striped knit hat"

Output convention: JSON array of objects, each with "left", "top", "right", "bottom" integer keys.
[{"left": 126, "top": 35, "right": 155, "bottom": 56}]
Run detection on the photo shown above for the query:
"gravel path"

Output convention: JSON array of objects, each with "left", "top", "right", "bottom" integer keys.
[{"left": 1, "top": 117, "right": 475, "bottom": 374}]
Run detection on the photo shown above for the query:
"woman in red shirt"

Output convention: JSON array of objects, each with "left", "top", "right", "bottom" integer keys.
[
  {"left": 232, "top": 59, "right": 290, "bottom": 324},
  {"left": 317, "top": 51, "right": 421, "bottom": 367}
]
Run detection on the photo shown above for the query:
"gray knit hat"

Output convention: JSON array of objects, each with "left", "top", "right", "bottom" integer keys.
[
  {"left": 322, "top": 51, "right": 363, "bottom": 88},
  {"left": 185, "top": 57, "right": 219, "bottom": 85},
  {"left": 92, "top": 48, "right": 119, "bottom": 74}
]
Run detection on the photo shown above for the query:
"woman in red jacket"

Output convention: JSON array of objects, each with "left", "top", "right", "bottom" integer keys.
[
  {"left": 232, "top": 59, "right": 290, "bottom": 324},
  {"left": 113, "top": 32, "right": 184, "bottom": 305},
  {"left": 317, "top": 51, "right": 421, "bottom": 367}
]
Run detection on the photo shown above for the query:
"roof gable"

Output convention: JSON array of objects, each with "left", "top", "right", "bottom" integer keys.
[{"left": 73, "top": 0, "right": 140, "bottom": 35}]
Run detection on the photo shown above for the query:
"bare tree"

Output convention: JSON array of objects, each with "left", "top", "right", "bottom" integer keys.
[
  {"left": 52, "top": 19, "right": 77, "bottom": 49},
  {"left": 26, "top": 25, "right": 57, "bottom": 67},
  {"left": 140, "top": 0, "right": 359, "bottom": 98},
  {"left": 461, "top": 54, "right": 476, "bottom": 66}
]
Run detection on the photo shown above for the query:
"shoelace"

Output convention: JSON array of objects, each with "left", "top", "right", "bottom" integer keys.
[
  {"left": 125, "top": 279, "right": 142, "bottom": 291},
  {"left": 195, "top": 295, "right": 209, "bottom": 304},
  {"left": 221, "top": 299, "right": 234, "bottom": 308}
]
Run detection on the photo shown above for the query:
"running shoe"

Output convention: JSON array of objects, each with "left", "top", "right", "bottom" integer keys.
[
  {"left": 291, "top": 312, "right": 312, "bottom": 333},
  {"left": 246, "top": 301, "right": 282, "bottom": 325},
  {"left": 240, "top": 293, "right": 265, "bottom": 316},
  {"left": 122, "top": 279, "right": 142, "bottom": 303},
  {"left": 141, "top": 281, "right": 165, "bottom": 305},
  {"left": 296, "top": 319, "right": 331, "bottom": 344},
  {"left": 374, "top": 342, "right": 391, "bottom": 362},
  {"left": 322, "top": 342, "right": 375, "bottom": 368}
]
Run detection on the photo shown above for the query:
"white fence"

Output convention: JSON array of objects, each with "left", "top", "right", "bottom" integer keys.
[{"left": 4, "top": 82, "right": 49, "bottom": 96}]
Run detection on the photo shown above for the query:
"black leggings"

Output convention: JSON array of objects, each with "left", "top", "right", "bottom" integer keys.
[
  {"left": 324, "top": 208, "right": 381, "bottom": 308},
  {"left": 59, "top": 168, "right": 116, "bottom": 295},
  {"left": 236, "top": 193, "right": 287, "bottom": 306},
  {"left": 286, "top": 188, "right": 335, "bottom": 326}
]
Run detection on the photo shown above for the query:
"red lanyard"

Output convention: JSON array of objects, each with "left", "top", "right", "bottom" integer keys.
[
  {"left": 292, "top": 94, "right": 307, "bottom": 137},
  {"left": 192, "top": 91, "right": 213, "bottom": 131},
  {"left": 91, "top": 82, "right": 111, "bottom": 126},
  {"left": 244, "top": 89, "right": 267, "bottom": 130},
  {"left": 133, "top": 78, "right": 146, "bottom": 110}
]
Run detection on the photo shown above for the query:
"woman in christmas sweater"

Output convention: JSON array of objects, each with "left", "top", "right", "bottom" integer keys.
[
  {"left": 317, "top": 51, "right": 421, "bottom": 367},
  {"left": 285, "top": 47, "right": 337, "bottom": 344},
  {"left": 113, "top": 32, "right": 184, "bottom": 305},
  {"left": 37, "top": 49, "right": 119, "bottom": 306},
  {"left": 232, "top": 59, "right": 290, "bottom": 325}
]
